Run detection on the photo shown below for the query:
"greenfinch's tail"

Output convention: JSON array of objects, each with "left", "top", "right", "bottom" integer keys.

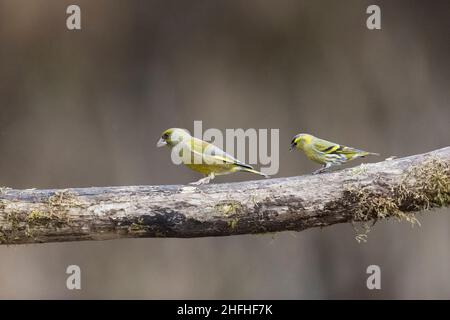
[{"left": 240, "top": 167, "right": 270, "bottom": 178}]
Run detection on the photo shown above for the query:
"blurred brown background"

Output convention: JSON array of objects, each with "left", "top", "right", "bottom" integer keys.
[{"left": 0, "top": 0, "right": 449, "bottom": 299}]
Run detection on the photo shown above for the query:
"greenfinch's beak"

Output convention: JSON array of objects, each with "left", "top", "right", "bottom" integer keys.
[
  {"left": 289, "top": 142, "right": 296, "bottom": 152},
  {"left": 156, "top": 138, "right": 167, "bottom": 148}
]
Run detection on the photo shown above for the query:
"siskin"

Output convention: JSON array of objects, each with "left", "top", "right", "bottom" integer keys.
[
  {"left": 157, "top": 128, "right": 269, "bottom": 185},
  {"left": 290, "top": 133, "right": 379, "bottom": 174}
]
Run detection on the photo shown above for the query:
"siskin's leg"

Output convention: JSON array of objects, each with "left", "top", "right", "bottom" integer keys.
[
  {"left": 189, "top": 173, "right": 215, "bottom": 185},
  {"left": 312, "top": 163, "right": 333, "bottom": 175},
  {"left": 312, "top": 166, "right": 326, "bottom": 175}
]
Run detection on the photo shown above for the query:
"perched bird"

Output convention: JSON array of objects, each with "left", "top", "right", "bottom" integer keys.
[
  {"left": 157, "top": 128, "right": 269, "bottom": 185},
  {"left": 290, "top": 133, "right": 379, "bottom": 174}
]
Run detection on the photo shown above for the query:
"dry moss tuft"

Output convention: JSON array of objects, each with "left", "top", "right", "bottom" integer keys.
[
  {"left": 396, "top": 157, "right": 449, "bottom": 210},
  {"left": 345, "top": 156, "right": 449, "bottom": 242}
]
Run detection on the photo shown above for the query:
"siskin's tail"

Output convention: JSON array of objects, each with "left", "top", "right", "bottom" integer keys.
[
  {"left": 241, "top": 168, "right": 270, "bottom": 178},
  {"left": 360, "top": 151, "right": 380, "bottom": 157}
]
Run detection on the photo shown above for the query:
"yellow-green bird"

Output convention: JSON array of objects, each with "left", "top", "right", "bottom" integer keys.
[
  {"left": 157, "top": 128, "right": 269, "bottom": 185},
  {"left": 290, "top": 133, "right": 379, "bottom": 174}
]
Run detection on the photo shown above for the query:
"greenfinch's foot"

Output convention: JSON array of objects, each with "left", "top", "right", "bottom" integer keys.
[{"left": 189, "top": 176, "right": 213, "bottom": 185}]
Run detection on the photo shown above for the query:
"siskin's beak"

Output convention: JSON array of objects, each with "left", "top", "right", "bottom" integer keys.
[{"left": 156, "top": 138, "right": 167, "bottom": 148}]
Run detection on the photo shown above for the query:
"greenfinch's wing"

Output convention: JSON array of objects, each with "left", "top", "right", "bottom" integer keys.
[{"left": 190, "top": 138, "right": 253, "bottom": 169}]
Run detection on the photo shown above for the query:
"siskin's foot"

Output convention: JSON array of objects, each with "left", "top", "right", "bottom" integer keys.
[
  {"left": 312, "top": 168, "right": 327, "bottom": 175},
  {"left": 312, "top": 165, "right": 333, "bottom": 175}
]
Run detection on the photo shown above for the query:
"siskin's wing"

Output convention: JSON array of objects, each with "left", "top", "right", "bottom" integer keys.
[
  {"left": 313, "top": 138, "right": 365, "bottom": 156},
  {"left": 311, "top": 137, "right": 378, "bottom": 165}
]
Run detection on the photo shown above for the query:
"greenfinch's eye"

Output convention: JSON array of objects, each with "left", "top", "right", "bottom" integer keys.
[{"left": 162, "top": 133, "right": 169, "bottom": 140}]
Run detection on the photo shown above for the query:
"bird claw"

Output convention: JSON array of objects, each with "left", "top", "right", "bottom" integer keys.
[
  {"left": 312, "top": 168, "right": 326, "bottom": 175},
  {"left": 189, "top": 177, "right": 212, "bottom": 185},
  {"left": 312, "top": 165, "right": 333, "bottom": 175}
]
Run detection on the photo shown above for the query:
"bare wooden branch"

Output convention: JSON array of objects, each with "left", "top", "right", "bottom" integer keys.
[{"left": 0, "top": 147, "right": 449, "bottom": 245}]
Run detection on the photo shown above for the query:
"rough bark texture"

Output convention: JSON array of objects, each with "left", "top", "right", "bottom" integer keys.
[{"left": 1, "top": 147, "right": 449, "bottom": 245}]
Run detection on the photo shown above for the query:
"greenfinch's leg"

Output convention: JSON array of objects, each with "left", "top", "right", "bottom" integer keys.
[{"left": 189, "top": 173, "right": 215, "bottom": 185}]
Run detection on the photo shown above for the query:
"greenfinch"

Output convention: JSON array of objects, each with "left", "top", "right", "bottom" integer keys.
[
  {"left": 290, "top": 133, "right": 379, "bottom": 174},
  {"left": 157, "top": 128, "right": 269, "bottom": 185}
]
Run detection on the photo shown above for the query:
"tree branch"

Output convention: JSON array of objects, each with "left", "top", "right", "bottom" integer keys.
[{"left": 1, "top": 147, "right": 449, "bottom": 245}]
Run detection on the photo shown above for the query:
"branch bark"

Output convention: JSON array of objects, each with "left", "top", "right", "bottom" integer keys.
[{"left": 1, "top": 147, "right": 449, "bottom": 245}]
